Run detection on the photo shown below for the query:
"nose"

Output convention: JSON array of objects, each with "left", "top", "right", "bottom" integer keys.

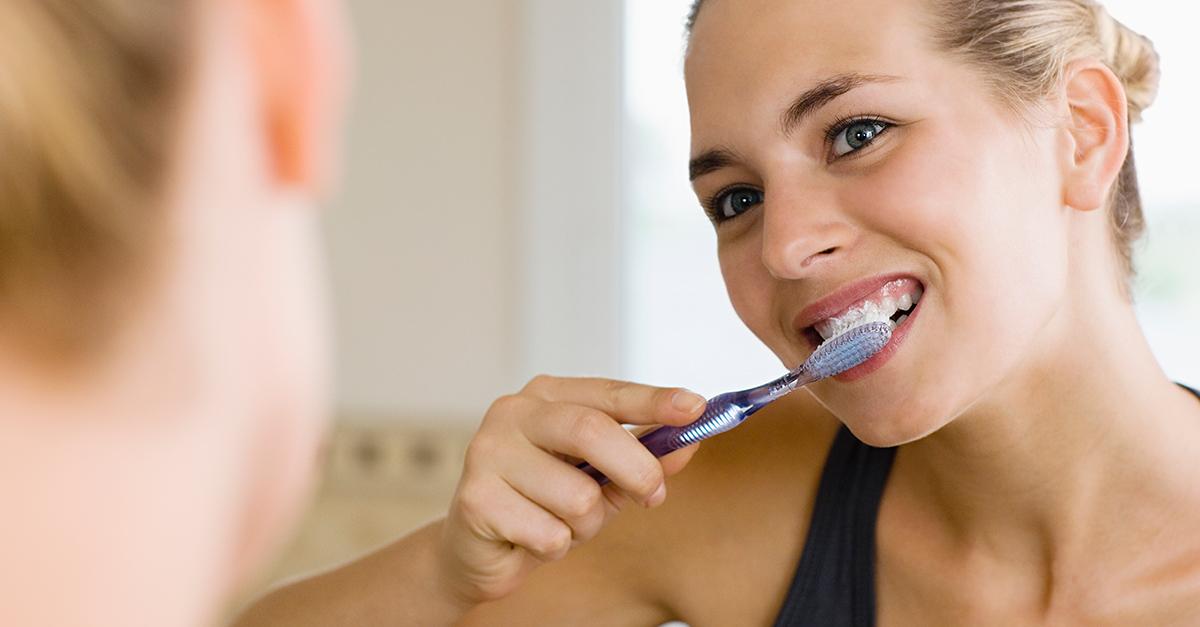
[{"left": 759, "top": 190, "right": 854, "bottom": 280}]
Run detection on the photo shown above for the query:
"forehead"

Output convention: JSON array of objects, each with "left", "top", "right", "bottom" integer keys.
[
  {"left": 685, "top": 0, "right": 940, "bottom": 134},
  {"left": 687, "top": 0, "right": 933, "bottom": 74}
]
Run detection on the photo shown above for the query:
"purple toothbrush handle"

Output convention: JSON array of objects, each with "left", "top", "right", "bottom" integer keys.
[
  {"left": 575, "top": 424, "right": 689, "bottom": 485},
  {"left": 569, "top": 322, "right": 894, "bottom": 488},
  {"left": 574, "top": 391, "right": 751, "bottom": 486}
]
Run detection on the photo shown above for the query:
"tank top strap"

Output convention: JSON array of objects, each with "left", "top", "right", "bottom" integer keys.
[
  {"left": 773, "top": 426, "right": 896, "bottom": 627},
  {"left": 1185, "top": 384, "right": 1200, "bottom": 402},
  {"left": 774, "top": 383, "right": 1197, "bottom": 626}
]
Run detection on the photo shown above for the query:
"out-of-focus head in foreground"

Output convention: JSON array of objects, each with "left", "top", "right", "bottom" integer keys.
[{"left": 0, "top": 0, "right": 348, "bottom": 625}]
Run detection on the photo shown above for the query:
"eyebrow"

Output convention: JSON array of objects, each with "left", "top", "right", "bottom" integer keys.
[
  {"left": 780, "top": 72, "right": 900, "bottom": 137},
  {"left": 688, "top": 148, "right": 739, "bottom": 181},
  {"left": 689, "top": 72, "right": 901, "bottom": 181}
]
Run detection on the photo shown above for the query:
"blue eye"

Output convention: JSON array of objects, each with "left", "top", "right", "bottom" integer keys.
[
  {"left": 831, "top": 119, "right": 890, "bottom": 157},
  {"left": 713, "top": 187, "right": 763, "bottom": 220}
]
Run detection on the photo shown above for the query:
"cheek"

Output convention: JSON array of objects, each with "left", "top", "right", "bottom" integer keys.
[
  {"left": 717, "top": 233, "right": 787, "bottom": 349},
  {"left": 849, "top": 121, "right": 1069, "bottom": 293},
  {"left": 848, "top": 122, "right": 1071, "bottom": 394}
]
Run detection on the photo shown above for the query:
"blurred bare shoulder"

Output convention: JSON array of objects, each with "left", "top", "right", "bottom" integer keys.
[{"left": 460, "top": 391, "right": 840, "bottom": 626}]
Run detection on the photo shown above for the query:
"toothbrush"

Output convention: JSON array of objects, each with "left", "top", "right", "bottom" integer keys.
[{"left": 577, "top": 321, "right": 893, "bottom": 486}]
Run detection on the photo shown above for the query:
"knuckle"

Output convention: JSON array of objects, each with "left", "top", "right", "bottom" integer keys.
[
  {"left": 485, "top": 394, "right": 524, "bottom": 420},
  {"left": 572, "top": 521, "right": 601, "bottom": 545},
  {"left": 601, "top": 378, "right": 628, "bottom": 396},
  {"left": 522, "top": 374, "right": 555, "bottom": 394},
  {"left": 535, "top": 526, "right": 572, "bottom": 559},
  {"left": 463, "top": 434, "right": 499, "bottom": 468},
  {"left": 564, "top": 486, "right": 602, "bottom": 520},
  {"left": 550, "top": 528, "right": 573, "bottom": 559},
  {"left": 602, "top": 378, "right": 634, "bottom": 407},
  {"left": 455, "top": 483, "right": 488, "bottom": 519},
  {"left": 566, "top": 409, "right": 608, "bottom": 447},
  {"left": 631, "top": 462, "right": 665, "bottom": 497}
]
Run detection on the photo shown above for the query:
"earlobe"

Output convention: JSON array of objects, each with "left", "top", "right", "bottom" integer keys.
[
  {"left": 1061, "top": 61, "right": 1130, "bottom": 212},
  {"left": 267, "top": 98, "right": 313, "bottom": 186},
  {"left": 243, "top": 0, "right": 347, "bottom": 194}
]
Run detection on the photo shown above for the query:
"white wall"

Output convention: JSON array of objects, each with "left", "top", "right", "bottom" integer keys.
[
  {"left": 517, "top": 0, "right": 625, "bottom": 380},
  {"left": 326, "top": 1, "right": 520, "bottom": 420},
  {"left": 325, "top": 1, "right": 625, "bottom": 422}
]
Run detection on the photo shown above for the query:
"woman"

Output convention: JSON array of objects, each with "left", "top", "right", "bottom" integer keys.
[{"left": 240, "top": 0, "right": 1200, "bottom": 625}]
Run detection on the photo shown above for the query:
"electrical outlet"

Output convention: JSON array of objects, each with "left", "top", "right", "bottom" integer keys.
[{"left": 324, "top": 422, "right": 471, "bottom": 498}]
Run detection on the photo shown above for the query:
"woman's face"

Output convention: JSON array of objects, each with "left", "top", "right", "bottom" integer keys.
[{"left": 686, "top": 0, "right": 1076, "bottom": 445}]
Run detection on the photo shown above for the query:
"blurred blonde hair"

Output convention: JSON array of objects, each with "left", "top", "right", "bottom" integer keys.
[
  {"left": 686, "top": 0, "right": 1161, "bottom": 295},
  {"left": 0, "top": 0, "right": 190, "bottom": 358}
]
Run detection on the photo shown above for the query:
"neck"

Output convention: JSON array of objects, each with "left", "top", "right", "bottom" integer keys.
[{"left": 898, "top": 288, "right": 1200, "bottom": 577}]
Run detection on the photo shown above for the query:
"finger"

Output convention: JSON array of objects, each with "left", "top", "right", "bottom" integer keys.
[
  {"left": 521, "top": 375, "right": 706, "bottom": 426},
  {"left": 598, "top": 482, "right": 639, "bottom": 516},
  {"left": 521, "top": 403, "right": 667, "bottom": 506},
  {"left": 590, "top": 445, "right": 701, "bottom": 512},
  {"left": 498, "top": 445, "right": 610, "bottom": 544},
  {"left": 660, "top": 442, "right": 701, "bottom": 478},
  {"left": 459, "top": 476, "right": 574, "bottom": 564}
]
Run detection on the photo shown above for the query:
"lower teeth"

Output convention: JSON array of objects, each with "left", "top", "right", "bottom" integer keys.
[{"left": 893, "top": 314, "right": 909, "bottom": 328}]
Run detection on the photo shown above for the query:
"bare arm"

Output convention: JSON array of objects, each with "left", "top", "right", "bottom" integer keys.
[
  {"left": 233, "top": 376, "right": 706, "bottom": 626},
  {"left": 232, "top": 520, "right": 470, "bottom": 626},
  {"left": 234, "top": 391, "right": 838, "bottom": 626}
]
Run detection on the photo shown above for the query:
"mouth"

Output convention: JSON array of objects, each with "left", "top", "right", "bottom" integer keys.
[{"left": 792, "top": 275, "right": 925, "bottom": 379}]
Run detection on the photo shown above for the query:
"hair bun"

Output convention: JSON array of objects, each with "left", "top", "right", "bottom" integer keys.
[{"left": 1093, "top": 4, "right": 1161, "bottom": 122}]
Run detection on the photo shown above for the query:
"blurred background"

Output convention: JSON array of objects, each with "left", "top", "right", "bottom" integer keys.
[{"left": 251, "top": 0, "right": 1200, "bottom": 599}]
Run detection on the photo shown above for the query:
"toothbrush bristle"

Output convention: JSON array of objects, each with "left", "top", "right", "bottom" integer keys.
[{"left": 805, "top": 322, "right": 893, "bottom": 379}]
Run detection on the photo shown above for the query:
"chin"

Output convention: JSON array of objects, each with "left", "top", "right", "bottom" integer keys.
[
  {"left": 841, "top": 414, "right": 947, "bottom": 448},
  {"left": 813, "top": 382, "right": 957, "bottom": 448}
]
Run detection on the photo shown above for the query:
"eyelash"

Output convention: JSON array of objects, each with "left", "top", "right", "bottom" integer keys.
[
  {"left": 703, "top": 183, "right": 756, "bottom": 223},
  {"left": 823, "top": 113, "right": 892, "bottom": 148},
  {"left": 703, "top": 114, "right": 894, "bottom": 224}
]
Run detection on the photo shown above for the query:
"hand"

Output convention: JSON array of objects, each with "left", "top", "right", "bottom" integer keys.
[{"left": 435, "top": 375, "right": 707, "bottom": 607}]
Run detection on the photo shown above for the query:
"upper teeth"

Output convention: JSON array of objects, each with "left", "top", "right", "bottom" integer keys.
[{"left": 813, "top": 284, "right": 923, "bottom": 342}]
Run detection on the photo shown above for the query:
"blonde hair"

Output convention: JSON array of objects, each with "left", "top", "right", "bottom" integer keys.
[
  {"left": 686, "top": 0, "right": 1161, "bottom": 293},
  {"left": 0, "top": 1, "right": 190, "bottom": 357},
  {"left": 926, "top": 0, "right": 1160, "bottom": 292}
]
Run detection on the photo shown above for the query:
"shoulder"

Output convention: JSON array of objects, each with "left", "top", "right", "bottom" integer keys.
[
  {"left": 619, "top": 390, "right": 843, "bottom": 622},
  {"left": 677, "top": 389, "right": 842, "bottom": 492}
]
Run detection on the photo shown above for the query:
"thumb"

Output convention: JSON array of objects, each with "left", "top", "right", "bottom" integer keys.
[{"left": 658, "top": 391, "right": 707, "bottom": 426}]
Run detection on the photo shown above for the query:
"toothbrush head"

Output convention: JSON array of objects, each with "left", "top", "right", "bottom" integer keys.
[{"left": 802, "top": 321, "right": 893, "bottom": 380}]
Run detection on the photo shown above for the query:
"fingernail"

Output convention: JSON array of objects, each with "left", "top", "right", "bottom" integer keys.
[
  {"left": 646, "top": 484, "right": 667, "bottom": 508},
  {"left": 672, "top": 390, "right": 705, "bottom": 414}
]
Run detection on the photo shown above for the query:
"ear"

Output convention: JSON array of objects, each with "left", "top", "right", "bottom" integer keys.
[
  {"left": 1059, "top": 60, "right": 1130, "bottom": 212},
  {"left": 242, "top": 0, "right": 349, "bottom": 194}
]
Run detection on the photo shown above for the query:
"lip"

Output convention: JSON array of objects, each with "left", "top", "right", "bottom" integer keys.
[
  {"left": 831, "top": 294, "right": 923, "bottom": 382},
  {"left": 789, "top": 272, "right": 926, "bottom": 383},
  {"left": 791, "top": 272, "right": 921, "bottom": 333}
]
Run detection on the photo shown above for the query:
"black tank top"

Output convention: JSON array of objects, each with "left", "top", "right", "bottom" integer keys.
[{"left": 771, "top": 384, "right": 1200, "bottom": 627}]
